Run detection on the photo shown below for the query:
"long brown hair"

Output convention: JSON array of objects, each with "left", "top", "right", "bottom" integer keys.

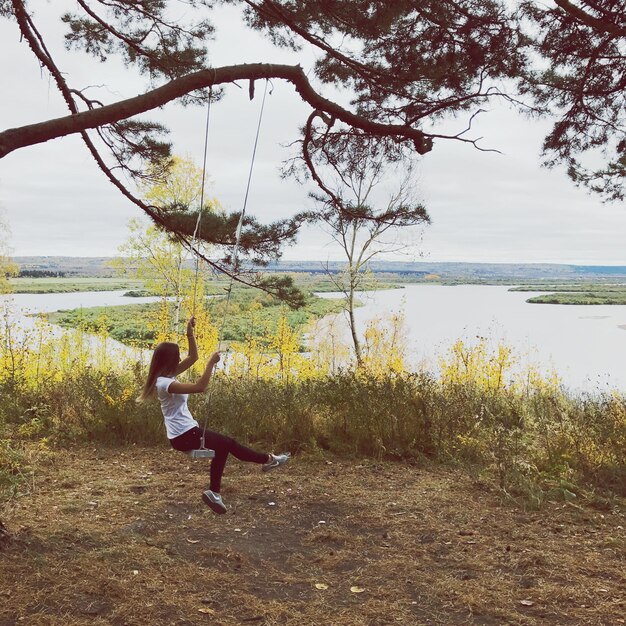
[{"left": 137, "top": 342, "right": 180, "bottom": 402}]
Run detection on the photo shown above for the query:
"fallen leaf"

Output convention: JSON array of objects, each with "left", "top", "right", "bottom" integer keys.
[
  {"left": 186, "top": 539, "right": 200, "bottom": 544},
  {"left": 315, "top": 583, "right": 329, "bottom": 590},
  {"left": 519, "top": 600, "right": 534, "bottom": 607},
  {"left": 350, "top": 586, "right": 366, "bottom": 593},
  {"left": 198, "top": 607, "right": 215, "bottom": 614}
]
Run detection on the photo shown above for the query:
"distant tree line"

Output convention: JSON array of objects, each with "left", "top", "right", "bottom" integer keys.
[{"left": 17, "top": 270, "right": 67, "bottom": 278}]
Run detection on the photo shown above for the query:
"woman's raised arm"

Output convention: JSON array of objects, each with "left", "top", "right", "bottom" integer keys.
[{"left": 175, "top": 317, "right": 199, "bottom": 376}]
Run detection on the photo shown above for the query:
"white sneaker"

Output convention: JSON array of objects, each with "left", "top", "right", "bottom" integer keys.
[
  {"left": 202, "top": 490, "right": 227, "bottom": 514},
  {"left": 262, "top": 452, "right": 291, "bottom": 472}
]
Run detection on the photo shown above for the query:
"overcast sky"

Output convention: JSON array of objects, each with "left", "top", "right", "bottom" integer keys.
[{"left": 1, "top": 3, "right": 625, "bottom": 265}]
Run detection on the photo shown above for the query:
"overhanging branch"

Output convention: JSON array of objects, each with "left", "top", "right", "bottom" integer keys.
[
  {"left": 0, "top": 63, "right": 432, "bottom": 158},
  {"left": 554, "top": 0, "right": 626, "bottom": 37}
]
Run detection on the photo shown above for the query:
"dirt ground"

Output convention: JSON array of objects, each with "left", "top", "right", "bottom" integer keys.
[{"left": 0, "top": 446, "right": 624, "bottom": 626}]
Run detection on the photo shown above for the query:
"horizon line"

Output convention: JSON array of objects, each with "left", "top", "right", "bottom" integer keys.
[{"left": 10, "top": 255, "right": 626, "bottom": 268}]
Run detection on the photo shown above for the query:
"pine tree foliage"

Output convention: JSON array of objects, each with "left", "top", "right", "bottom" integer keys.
[
  {"left": 0, "top": 0, "right": 623, "bottom": 283},
  {"left": 521, "top": 0, "right": 625, "bottom": 200},
  {"left": 62, "top": 0, "right": 213, "bottom": 80},
  {"left": 137, "top": 156, "right": 309, "bottom": 306},
  {"left": 243, "top": 0, "right": 526, "bottom": 121},
  {"left": 159, "top": 207, "right": 307, "bottom": 265}
]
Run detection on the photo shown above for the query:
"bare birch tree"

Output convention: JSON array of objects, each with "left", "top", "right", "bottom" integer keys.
[{"left": 303, "top": 134, "right": 429, "bottom": 366}]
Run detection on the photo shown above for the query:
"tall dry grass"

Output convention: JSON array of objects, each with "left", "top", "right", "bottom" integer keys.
[{"left": 1, "top": 301, "right": 624, "bottom": 507}]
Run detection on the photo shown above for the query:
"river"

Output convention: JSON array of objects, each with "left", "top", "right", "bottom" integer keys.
[
  {"left": 317, "top": 285, "right": 626, "bottom": 393},
  {"left": 3, "top": 285, "right": 626, "bottom": 392},
  {"left": 0, "top": 290, "right": 162, "bottom": 360}
]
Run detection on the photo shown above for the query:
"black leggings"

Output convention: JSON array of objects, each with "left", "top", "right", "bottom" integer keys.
[{"left": 169, "top": 427, "right": 268, "bottom": 493}]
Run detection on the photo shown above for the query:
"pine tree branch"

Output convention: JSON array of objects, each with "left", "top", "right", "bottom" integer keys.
[
  {"left": 243, "top": 0, "right": 382, "bottom": 85},
  {"left": 0, "top": 63, "right": 432, "bottom": 158},
  {"left": 553, "top": 0, "right": 626, "bottom": 37},
  {"left": 8, "top": 0, "right": 176, "bottom": 232}
]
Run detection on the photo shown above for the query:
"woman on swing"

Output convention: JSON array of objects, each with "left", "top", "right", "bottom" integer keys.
[{"left": 139, "top": 316, "right": 290, "bottom": 515}]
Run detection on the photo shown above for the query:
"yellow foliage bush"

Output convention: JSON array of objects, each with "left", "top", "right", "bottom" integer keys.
[
  {"left": 1, "top": 295, "right": 625, "bottom": 500},
  {"left": 360, "top": 312, "right": 407, "bottom": 377}
]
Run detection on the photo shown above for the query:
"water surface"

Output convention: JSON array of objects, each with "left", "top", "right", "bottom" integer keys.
[
  {"left": 317, "top": 285, "right": 626, "bottom": 392},
  {"left": 4, "top": 286, "right": 626, "bottom": 392}
]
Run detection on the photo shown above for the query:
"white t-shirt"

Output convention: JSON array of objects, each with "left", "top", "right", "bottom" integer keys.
[{"left": 155, "top": 376, "right": 199, "bottom": 439}]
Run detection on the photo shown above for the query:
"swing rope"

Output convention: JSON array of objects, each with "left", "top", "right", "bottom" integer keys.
[
  {"left": 190, "top": 87, "right": 213, "bottom": 317},
  {"left": 191, "top": 79, "right": 270, "bottom": 453},
  {"left": 215, "top": 78, "right": 269, "bottom": 345},
  {"left": 173, "top": 90, "right": 212, "bottom": 338}
]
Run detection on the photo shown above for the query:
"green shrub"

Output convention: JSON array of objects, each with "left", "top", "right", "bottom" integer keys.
[{"left": 2, "top": 370, "right": 625, "bottom": 500}]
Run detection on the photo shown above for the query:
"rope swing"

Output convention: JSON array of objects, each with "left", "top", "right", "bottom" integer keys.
[
  {"left": 173, "top": 91, "right": 212, "bottom": 337},
  {"left": 188, "top": 79, "right": 270, "bottom": 459},
  {"left": 190, "top": 85, "right": 214, "bottom": 319}
]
